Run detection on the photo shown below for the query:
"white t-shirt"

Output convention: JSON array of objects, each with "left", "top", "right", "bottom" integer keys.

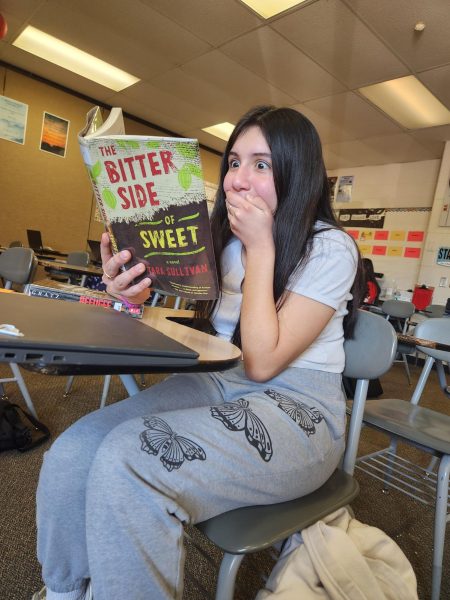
[{"left": 211, "top": 225, "right": 358, "bottom": 373}]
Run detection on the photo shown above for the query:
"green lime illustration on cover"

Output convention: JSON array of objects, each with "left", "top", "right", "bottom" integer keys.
[{"left": 87, "top": 137, "right": 219, "bottom": 300}]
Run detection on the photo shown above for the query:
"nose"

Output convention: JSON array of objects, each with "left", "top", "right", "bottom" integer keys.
[{"left": 230, "top": 165, "right": 251, "bottom": 192}]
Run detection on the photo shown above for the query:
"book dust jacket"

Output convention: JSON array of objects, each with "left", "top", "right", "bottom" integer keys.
[{"left": 79, "top": 110, "right": 219, "bottom": 301}]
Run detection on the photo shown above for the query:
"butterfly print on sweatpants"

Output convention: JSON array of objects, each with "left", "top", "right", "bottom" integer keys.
[
  {"left": 264, "top": 389, "right": 324, "bottom": 437},
  {"left": 210, "top": 398, "right": 273, "bottom": 462},
  {"left": 140, "top": 416, "right": 206, "bottom": 472}
]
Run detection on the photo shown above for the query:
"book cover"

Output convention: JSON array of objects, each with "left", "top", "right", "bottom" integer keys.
[
  {"left": 25, "top": 279, "right": 144, "bottom": 318},
  {"left": 78, "top": 107, "right": 219, "bottom": 301}
]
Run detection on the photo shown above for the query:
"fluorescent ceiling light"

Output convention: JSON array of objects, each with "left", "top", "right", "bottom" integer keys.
[
  {"left": 13, "top": 26, "right": 140, "bottom": 92},
  {"left": 359, "top": 75, "right": 450, "bottom": 129},
  {"left": 202, "top": 122, "right": 235, "bottom": 141},
  {"left": 240, "top": 0, "right": 310, "bottom": 19}
]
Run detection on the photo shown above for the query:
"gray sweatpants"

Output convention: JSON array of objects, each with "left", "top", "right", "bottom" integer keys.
[{"left": 36, "top": 365, "right": 345, "bottom": 600}]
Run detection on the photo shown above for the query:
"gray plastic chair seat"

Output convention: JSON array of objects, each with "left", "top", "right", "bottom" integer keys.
[
  {"left": 197, "top": 470, "right": 358, "bottom": 555},
  {"left": 363, "top": 398, "right": 450, "bottom": 455}
]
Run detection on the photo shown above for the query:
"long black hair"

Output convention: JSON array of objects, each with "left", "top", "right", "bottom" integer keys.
[{"left": 196, "top": 106, "right": 364, "bottom": 345}]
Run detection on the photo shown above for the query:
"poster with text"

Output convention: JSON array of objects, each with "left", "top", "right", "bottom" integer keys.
[
  {"left": 0, "top": 95, "right": 28, "bottom": 144},
  {"left": 40, "top": 112, "right": 70, "bottom": 157},
  {"left": 336, "top": 175, "right": 354, "bottom": 202}
]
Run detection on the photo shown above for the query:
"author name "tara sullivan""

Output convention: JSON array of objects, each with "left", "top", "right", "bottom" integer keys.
[{"left": 147, "top": 264, "right": 209, "bottom": 277}]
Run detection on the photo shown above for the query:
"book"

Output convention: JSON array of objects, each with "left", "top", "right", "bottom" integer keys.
[
  {"left": 78, "top": 107, "right": 219, "bottom": 301},
  {"left": 24, "top": 279, "right": 144, "bottom": 319}
]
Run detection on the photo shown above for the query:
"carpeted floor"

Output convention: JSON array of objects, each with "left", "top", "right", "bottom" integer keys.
[{"left": 0, "top": 361, "right": 448, "bottom": 600}]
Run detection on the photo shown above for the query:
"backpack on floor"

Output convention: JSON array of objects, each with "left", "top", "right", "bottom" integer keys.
[{"left": 0, "top": 399, "right": 50, "bottom": 452}]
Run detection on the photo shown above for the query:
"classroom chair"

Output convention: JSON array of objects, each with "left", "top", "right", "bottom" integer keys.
[
  {"left": 47, "top": 250, "right": 90, "bottom": 284},
  {"left": 0, "top": 247, "right": 39, "bottom": 417},
  {"left": 195, "top": 309, "right": 397, "bottom": 600},
  {"left": 355, "top": 316, "right": 450, "bottom": 600}
]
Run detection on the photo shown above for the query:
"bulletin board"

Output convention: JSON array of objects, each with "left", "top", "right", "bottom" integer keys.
[{"left": 338, "top": 206, "right": 432, "bottom": 290}]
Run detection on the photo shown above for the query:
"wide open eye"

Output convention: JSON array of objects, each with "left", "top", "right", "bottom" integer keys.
[
  {"left": 228, "top": 158, "right": 240, "bottom": 169},
  {"left": 256, "top": 160, "right": 271, "bottom": 170}
]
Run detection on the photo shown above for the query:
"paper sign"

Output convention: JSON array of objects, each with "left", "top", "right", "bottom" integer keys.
[
  {"left": 360, "top": 230, "right": 374, "bottom": 241},
  {"left": 347, "top": 229, "right": 359, "bottom": 240},
  {"left": 358, "top": 244, "right": 372, "bottom": 255},
  {"left": 390, "top": 230, "right": 406, "bottom": 241},
  {"left": 407, "top": 231, "right": 424, "bottom": 242},
  {"left": 404, "top": 247, "right": 421, "bottom": 258},
  {"left": 374, "top": 230, "right": 389, "bottom": 240},
  {"left": 387, "top": 246, "right": 402, "bottom": 257},
  {"left": 372, "top": 245, "right": 387, "bottom": 255}
]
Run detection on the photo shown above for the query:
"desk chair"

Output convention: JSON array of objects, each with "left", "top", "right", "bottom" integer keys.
[
  {"left": 47, "top": 251, "right": 90, "bottom": 284},
  {"left": 381, "top": 299, "right": 416, "bottom": 384},
  {"left": 0, "top": 247, "right": 39, "bottom": 417},
  {"left": 356, "top": 317, "right": 450, "bottom": 600},
  {"left": 195, "top": 309, "right": 397, "bottom": 600},
  {"left": 9, "top": 240, "right": 23, "bottom": 248}
]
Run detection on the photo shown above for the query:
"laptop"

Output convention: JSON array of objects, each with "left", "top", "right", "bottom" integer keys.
[
  {"left": 26, "top": 229, "right": 60, "bottom": 255},
  {"left": 0, "top": 293, "right": 199, "bottom": 374},
  {"left": 87, "top": 239, "right": 102, "bottom": 265}
]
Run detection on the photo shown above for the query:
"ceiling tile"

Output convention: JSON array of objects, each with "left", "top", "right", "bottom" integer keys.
[
  {"left": 418, "top": 65, "right": 450, "bottom": 110},
  {"left": 291, "top": 103, "right": 352, "bottom": 144},
  {"left": 221, "top": 26, "right": 346, "bottom": 101},
  {"left": 348, "top": 0, "right": 450, "bottom": 72},
  {"left": 304, "top": 91, "right": 402, "bottom": 139},
  {"left": 362, "top": 132, "right": 437, "bottom": 163},
  {"left": 181, "top": 50, "right": 297, "bottom": 108},
  {"left": 143, "top": 0, "right": 262, "bottom": 46},
  {"left": 272, "top": 0, "right": 408, "bottom": 89},
  {"left": 27, "top": 0, "right": 211, "bottom": 79}
]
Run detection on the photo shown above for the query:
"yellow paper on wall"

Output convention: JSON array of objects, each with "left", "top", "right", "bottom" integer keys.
[
  {"left": 390, "top": 230, "right": 406, "bottom": 241},
  {"left": 358, "top": 244, "right": 372, "bottom": 255},
  {"left": 360, "top": 230, "right": 374, "bottom": 241},
  {"left": 387, "top": 246, "right": 402, "bottom": 256}
]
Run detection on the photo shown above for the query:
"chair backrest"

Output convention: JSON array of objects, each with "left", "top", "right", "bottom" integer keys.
[
  {"left": 381, "top": 299, "right": 415, "bottom": 319},
  {"left": 0, "top": 247, "right": 38, "bottom": 288},
  {"left": 9, "top": 240, "right": 23, "bottom": 248},
  {"left": 424, "top": 303, "right": 445, "bottom": 318},
  {"left": 414, "top": 317, "right": 450, "bottom": 363},
  {"left": 67, "top": 251, "right": 90, "bottom": 266},
  {"left": 342, "top": 309, "right": 397, "bottom": 474}
]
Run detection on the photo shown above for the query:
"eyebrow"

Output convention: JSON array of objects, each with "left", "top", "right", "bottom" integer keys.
[{"left": 229, "top": 151, "right": 272, "bottom": 157}]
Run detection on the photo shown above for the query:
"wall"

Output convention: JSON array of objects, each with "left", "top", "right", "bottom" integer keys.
[
  {"left": 0, "top": 67, "right": 221, "bottom": 253},
  {"left": 329, "top": 160, "right": 442, "bottom": 294}
]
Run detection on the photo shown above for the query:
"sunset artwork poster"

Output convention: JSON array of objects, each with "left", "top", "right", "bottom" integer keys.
[{"left": 39, "top": 112, "right": 69, "bottom": 157}]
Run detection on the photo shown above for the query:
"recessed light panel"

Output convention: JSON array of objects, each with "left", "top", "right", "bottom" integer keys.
[
  {"left": 240, "top": 0, "right": 310, "bottom": 19},
  {"left": 202, "top": 122, "right": 235, "bottom": 141},
  {"left": 13, "top": 26, "right": 140, "bottom": 92},
  {"left": 359, "top": 76, "right": 450, "bottom": 129}
]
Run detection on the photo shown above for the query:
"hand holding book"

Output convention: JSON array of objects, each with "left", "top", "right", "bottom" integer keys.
[{"left": 100, "top": 232, "right": 152, "bottom": 305}]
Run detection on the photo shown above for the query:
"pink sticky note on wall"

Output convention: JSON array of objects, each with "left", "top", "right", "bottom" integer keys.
[
  {"left": 404, "top": 247, "right": 421, "bottom": 258},
  {"left": 347, "top": 230, "right": 359, "bottom": 239},
  {"left": 407, "top": 231, "right": 424, "bottom": 242},
  {"left": 374, "top": 230, "right": 389, "bottom": 240},
  {"left": 372, "top": 245, "right": 387, "bottom": 255}
]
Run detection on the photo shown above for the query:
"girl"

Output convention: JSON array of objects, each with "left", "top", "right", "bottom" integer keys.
[
  {"left": 362, "top": 257, "right": 381, "bottom": 305},
  {"left": 34, "top": 106, "right": 363, "bottom": 600}
]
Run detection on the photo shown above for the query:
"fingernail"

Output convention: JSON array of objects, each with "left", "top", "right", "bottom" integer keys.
[{"left": 120, "top": 251, "right": 129, "bottom": 259}]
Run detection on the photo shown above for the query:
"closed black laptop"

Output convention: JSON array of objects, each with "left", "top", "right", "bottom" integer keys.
[{"left": 0, "top": 293, "right": 198, "bottom": 374}]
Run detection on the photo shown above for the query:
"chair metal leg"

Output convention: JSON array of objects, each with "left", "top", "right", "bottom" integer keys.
[
  {"left": 63, "top": 375, "right": 75, "bottom": 397},
  {"left": 99, "top": 375, "right": 112, "bottom": 409},
  {"left": 9, "top": 363, "right": 38, "bottom": 418},
  {"left": 411, "top": 356, "right": 434, "bottom": 405},
  {"left": 119, "top": 374, "right": 140, "bottom": 396},
  {"left": 401, "top": 354, "right": 411, "bottom": 385},
  {"left": 431, "top": 454, "right": 450, "bottom": 600},
  {"left": 215, "top": 553, "right": 245, "bottom": 600}
]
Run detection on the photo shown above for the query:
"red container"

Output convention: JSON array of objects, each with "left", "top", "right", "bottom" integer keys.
[{"left": 412, "top": 285, "right": 434, "bottom": 310}]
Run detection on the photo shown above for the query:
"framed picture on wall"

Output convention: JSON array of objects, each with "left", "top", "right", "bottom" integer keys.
[
  {"left": 39, "top": 111, "right": 70, "bottom": 157},
  {"left": 0, "top": 95, "right": 28, "bottom": 144}
]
